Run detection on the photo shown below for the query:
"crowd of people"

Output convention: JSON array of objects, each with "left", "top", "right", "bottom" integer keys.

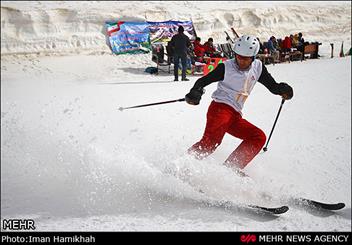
[
  {"left": 164, "top": 26, "right": 318, "bottom": 81},
  {"left": 188, "top": 32, "right": 309, "bottom": 65},
  {"left": 258, "top": 32, "right": 308, "bottom": 62},
  {"left": 193, "top": 37, "right": 222, "bottom": 61},
  {"left": 167, "top": 26, "right": 223, "bottom": 81}
]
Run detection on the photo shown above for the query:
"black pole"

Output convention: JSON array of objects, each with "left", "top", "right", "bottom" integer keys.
[
  {"left": 263, "top": 98, "right": 285, "bottom": 152},
  {"left": 118, "top": 98, "right": 185, "bottom": 111}
]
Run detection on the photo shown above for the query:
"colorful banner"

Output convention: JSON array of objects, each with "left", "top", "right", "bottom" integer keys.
[
  {"left": 106, "top": 21, "right": 151, "bottom": 54},
  {"left": 147, "top": 20, "right": 196, "bottom": 45},
  {"left": 105, "top": 20, "right": 196, "bottom": 55}
]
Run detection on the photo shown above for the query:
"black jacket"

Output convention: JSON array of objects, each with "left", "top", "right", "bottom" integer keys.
[{"left": 170, "top": 33, "right": 191, "bottom": 56}]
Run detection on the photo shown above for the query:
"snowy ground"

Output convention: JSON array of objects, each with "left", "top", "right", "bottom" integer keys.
[
  {"left": 1, "top": 53, "right": 351, "bottom": 231},
  {"left": 1, "top": 1, "right": 351, "bottom": 231}
]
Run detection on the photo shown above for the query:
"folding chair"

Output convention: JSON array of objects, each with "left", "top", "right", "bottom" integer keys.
[{"left": 152, "top": 44, "right": 172, "bottom": 74}]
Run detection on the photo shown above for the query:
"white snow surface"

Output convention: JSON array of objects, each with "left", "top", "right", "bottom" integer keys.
[
  {"left": 1, "top": 1, "right": 351, "bottom": 231},
  {"left": 1, "top": 1, "right": 351, "bottom": 57}
]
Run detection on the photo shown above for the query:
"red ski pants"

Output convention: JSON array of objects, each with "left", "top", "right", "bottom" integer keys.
[{"left": 189, "top": 101, "right": 266, "bottom": 169}]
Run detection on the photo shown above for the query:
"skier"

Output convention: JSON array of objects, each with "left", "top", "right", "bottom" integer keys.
[{"left": 185, "top": 35, "right": 293, "bottom": 176}]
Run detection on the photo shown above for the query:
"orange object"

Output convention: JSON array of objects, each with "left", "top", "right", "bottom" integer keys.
[{"left": 203, "top": 57, "right": 227, "bottom": 75}]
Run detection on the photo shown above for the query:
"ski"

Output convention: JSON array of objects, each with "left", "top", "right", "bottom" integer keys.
[
  {"left": 292, "top": 198, "right": 345, "bottom": 211},
  {"left": 230, "top": 173, "right": 346, "bottom": 212},
  {"left": 202, "top": 200, "right": 289, "bottom": 215},
  {"left": 248, "top": 204, "right": 289, "bottom": 214},
  {"left": 164, "top": 166, "right": 343, "bottom": 214}
]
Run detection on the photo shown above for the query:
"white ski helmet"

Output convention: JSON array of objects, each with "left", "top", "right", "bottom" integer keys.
[{"left": 233, "top": 35, "right": 260, "bottom": 57}]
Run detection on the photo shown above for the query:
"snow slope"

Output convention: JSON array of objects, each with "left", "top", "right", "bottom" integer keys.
[
  {"left": 1, "top": 1, "right": 351, "bottom": 231},
  {"left": 1, "top": 53, "right": 351, "bottom": 231}
]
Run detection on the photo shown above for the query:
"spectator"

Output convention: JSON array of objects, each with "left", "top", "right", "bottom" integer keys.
[
  {"left": 193, "top": 37, "right": 206, "bottom": 62},
  {"left": 274, "top": 37, "right": 281, "bottom": 51},
  {"left": 169, "top": 25, "right": 192, "bottom": 81},
  {"left": 297, "top": 32, "right": 305, "bottom": 60},
  {"left": 267, "top": 36, "right": 280, "bottom": 61},
  {"left": 291, "top": 34, "right": 299, "bottom": 48},
  {"left": 298, "top": 32, "right": 305, "bottom": 46},
  {"left": 282, "top": 36, "right": 292, "bottom": 53},
  {"left": 203, "top": 38, "right": 221, "bottom": 57},
  {"left": 166, "top": 40, "right": 174, "bottom": 63}
]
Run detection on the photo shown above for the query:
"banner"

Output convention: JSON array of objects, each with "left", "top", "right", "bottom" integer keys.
[
  {"left": 105, "top": 20, "right": 196, "bottom": 54},
  {"left": 106, "top": 21, "right": 151, "bottom": 54},
  {"left": 147, "top": 20, "right": 196, "bottom": 45}
]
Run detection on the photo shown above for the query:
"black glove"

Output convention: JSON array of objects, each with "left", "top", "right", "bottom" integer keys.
[
  {"left": 279, "top": 82, "right": 293, "bottom": 100},
  {"left": 185, "top": 87, "right": 204, "bottom": 105}
]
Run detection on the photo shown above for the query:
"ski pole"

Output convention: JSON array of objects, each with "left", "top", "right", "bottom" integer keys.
[
  {"left": 263, "top": 98, "right": 285, "bottom": 152},
  {"left": 118, "top": 98, "right": 185, "bottom": 111}
]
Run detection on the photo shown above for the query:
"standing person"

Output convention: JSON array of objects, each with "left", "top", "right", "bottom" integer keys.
[
  {"left": 184, "top": 35, "right": 293, "bottom": 176},
  {"left": 169, "top": 26, "right": 191, "bottom": 81}
]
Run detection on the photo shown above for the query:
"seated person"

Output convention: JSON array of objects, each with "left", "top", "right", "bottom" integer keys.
[
  {"left": 291, "top": 34, "right": 299, "bottom": 48},
  {"left": 152, "top": 44, "right": 165, "bottom": 63},
  {"left": 166, "top": 41, "right": 174, "bottom": 63},
  {"left": 267, "top": 36, "right": 280, "bottom": 61},
  {"left": 297, "top": 32, "right": 306, "bottom": 60},
  {"left": 282, "top": 36, "right": 292, "bottom": 53},
  {"left": 193, "top": 37, "right": 206, "bottom": 62},
  {"left": 297, "top": 32, "right": 305, "bottom": 52},
  {"left": 203, "top": 38, "right": 221, "bottom": 57}
]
